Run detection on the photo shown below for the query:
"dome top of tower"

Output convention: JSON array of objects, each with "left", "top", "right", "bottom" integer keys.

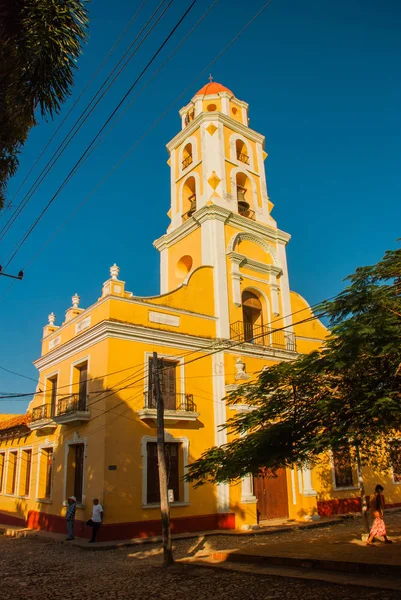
[{"left": 195, "top": 81, "right": 233, "bottom": 97}]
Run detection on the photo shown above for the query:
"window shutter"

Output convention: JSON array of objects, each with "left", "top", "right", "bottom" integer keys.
[
  {"left": 147, "top": 443, "right": 160, "bottom": 503},
  {"left": 146, "top": 442, "right": 180, "bottom": 504}
]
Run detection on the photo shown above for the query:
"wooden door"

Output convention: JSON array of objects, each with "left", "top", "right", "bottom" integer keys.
[
  {"left": 160, "top": 360, "right": 177, "bottom": 410},
  {"left": 254, "top": 469, "right": 289, "bottom": 521},
  {"left": 148, "top": 358, "right": 177, "bottom": 409}
]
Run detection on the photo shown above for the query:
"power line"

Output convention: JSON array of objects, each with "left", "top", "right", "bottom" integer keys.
[
  {"left": 0, "top": 0, "right": 164, "bottom": 246},
  {"left": 0, "top": 0, "right": 273, "bottom": 303},
  {"left": 2, "top": 0, "right": 198, "bottom": 269},
  {"left": 0, "top": 0, "right": 149, "bottom": 230}
]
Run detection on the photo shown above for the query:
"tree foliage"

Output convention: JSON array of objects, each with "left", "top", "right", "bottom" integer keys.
[
  {"left": 0, "top": 0, "right": 88, "bottom": 208},
  {"left": 186, "top": 247, "right": 401, "bottom": 487}
]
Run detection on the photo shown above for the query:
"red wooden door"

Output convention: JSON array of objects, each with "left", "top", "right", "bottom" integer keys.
[{"left": 254, "top": 469, "right": 289, "bottom": 521}]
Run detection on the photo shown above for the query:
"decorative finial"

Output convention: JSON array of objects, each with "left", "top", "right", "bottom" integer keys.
[
  {"left": 72, "top": 293, "right": 80, "bottom": 308},
  {"left": 235, "top": 357, "right": 250, "bottom": 381},
  {"left": 48, "top": 312, "right": 56, "bottom": 326},
  {"left": 208, "top": 73, "right": 213, "bottom": 83},
  {"left": 110, "top": 263, "right": 120, "bottom": 280}
]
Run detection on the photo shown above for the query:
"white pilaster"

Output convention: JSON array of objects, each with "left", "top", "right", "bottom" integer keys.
[
  {"left": 276, "top": 242, "right": 293, "bottom": 331},
  {"left": 302, "top": 465, "right": 317, "bottom": 497},
  {"left": 160, "top": 247, "right": 168, "bottom": 294},
  {"left": 241, "top": 474, "right": 257, "bottom": 503},
  {"left": 290, "top": 468, "right": 297, "bottom": 505},
  {"left": 201, "top": 219, "right": 230, "bottom": 338},
  {"left": 212, "top": 351, "right": 229, "bottom": 512}
]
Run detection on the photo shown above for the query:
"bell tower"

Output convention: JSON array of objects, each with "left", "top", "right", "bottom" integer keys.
[{"left": 154, "top": 80, "right": 293, "bottom": 341}]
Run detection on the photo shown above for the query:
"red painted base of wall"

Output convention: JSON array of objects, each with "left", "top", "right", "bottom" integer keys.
[
  {"left": 0, "top": 512, "right": 26, "bottom": 527},
  {"left": 317, "top": 498, "right": 361, "bottom": 516},
  {"left": 1, "top": 510, "right": 235, "bottom": 542},
  {"left": 318, "top": 498, "right": 401, "bottom": 517}
]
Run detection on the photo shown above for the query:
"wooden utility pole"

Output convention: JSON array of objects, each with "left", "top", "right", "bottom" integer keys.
[{"left": 152, "top": 352, "right": 174, "bottom": 566}]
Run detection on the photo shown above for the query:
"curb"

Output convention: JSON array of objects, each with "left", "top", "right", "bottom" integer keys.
[{"left": 209, "top": 550, "right": 401, "bottom": 578}]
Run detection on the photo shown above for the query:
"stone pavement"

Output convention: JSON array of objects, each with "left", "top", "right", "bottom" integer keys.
[
  {"left": 1, "top": 533, "right": 401, "bottom": 600},
  {"left": 180, "top": 511, "right": 401, "bottom": 591}
]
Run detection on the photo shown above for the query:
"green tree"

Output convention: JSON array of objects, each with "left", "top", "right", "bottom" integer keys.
[
  {"left": 0, "top": 0, "right": 88, "bottom": 208},
  {"left": 186, "top": 247, "right": 401, "bottom": 531}
]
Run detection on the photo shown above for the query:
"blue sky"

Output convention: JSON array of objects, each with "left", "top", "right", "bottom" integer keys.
[{"left": 0, "top": 0, "right": 400, "bottom": 413}]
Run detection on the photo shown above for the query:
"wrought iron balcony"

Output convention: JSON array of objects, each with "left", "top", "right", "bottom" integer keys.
[
  {"left": 32, "top": 404, "right": 51, "bottom": 422},
  {"left": 29, "top": 404, "right": 57, "bottom": 432},
  {"left": 182, "top": 155, "right": 193, "bottom": 169},
  {"left": 230, "top": 321, "right": 297, "bottom": 352},
  {"left": 237, "top": 151, "right": 249, "bottom": 165},
  {"left": 138, "top": 392, "right": 199, "bottom": 424},
  {"left": 237, "top": 204, "right": 255, "bottom": 219},
  {"left": 53, "top": 394, "right": 90, "bottom": 424}
]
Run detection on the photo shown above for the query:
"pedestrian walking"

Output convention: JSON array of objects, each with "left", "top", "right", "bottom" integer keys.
[
  {"left": 87, "top": 498, "right": 103, "bottom": 543},
  {"left": 366, "top": 484, "right": 393, "bottom": 545},
  {"left": 66, "top": 496, "right": 76, "bottom": 541}
]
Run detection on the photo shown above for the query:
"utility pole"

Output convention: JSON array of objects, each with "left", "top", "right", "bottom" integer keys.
[{"left": 152, "top": 352, "right": 174, "bottom": 566}]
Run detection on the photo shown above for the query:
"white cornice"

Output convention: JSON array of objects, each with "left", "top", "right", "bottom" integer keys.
[
  {"left": 153, "top": 218, "right": 199, "bottom": 250},
  {"left": 34, "top": 320, "right": 219, "bottom": 371},
  {"left": 154, "top": 205, "right": 291, "bottom": 249},
  {"left": 167, "top": 112, "right": 265, "bottom": 153},
  {"left": 227, "top": 251, "right": 283, "bottom": 276}
]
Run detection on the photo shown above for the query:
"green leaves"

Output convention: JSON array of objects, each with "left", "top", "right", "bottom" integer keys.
[
  {"left": 186, "top": 246, "right": 401, "bottom": 487},
  {"left": 0, "top": 0, "right": 89, "bottom": 207}
]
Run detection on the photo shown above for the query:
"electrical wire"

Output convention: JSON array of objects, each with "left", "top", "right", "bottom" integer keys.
[
  {"left": 0, "top": 0, "right": 165, "bottom": 246},
  {"left": 2, "top": 0, "right": 198, "bottom": 269},
  {"left": 0, "top": 0, "right": 149, "bottom": 229}
]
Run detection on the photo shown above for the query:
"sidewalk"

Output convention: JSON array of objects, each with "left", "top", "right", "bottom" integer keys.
[
  {"left": 180, "top": 515, "right": 401, "bottom": 590},
  {"left": 0, "top": 516, "right": 339, "bottom": 549}
]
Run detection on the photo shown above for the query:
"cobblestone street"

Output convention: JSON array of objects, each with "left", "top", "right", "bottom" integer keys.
[{"left": 1, "top": 514, "right": 401, "bottom": 600}]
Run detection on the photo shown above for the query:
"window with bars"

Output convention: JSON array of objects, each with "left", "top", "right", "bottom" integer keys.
[
  {"left": 146, "top": 442, "right": 180, "bottom": 504},
  {"left": 7, "top": 451, "right": 18, "bottom": 495},
  {"left": 20, "top": 449, "right": 32, "bottom": 497},
  {"left": 48, "top": 375, "right": 58, "bottom": 418},
  {"left": 76, "top": 363, "right": 88, "bottom": 410},
  {"left": 332, "top": 447, "right": 354, "bottom": 488},
  {"left": 66, "top": 443, "right": 85, "bottom": 504},
  {"left": 44, "top": 448, "right": 53, "bottom": 499}
]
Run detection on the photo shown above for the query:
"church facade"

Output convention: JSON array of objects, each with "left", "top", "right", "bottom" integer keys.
[{"left": 1, "top": 82, "right": 399, "bottom": 540}]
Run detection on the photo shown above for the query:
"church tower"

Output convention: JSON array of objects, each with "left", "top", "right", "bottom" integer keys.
[{"left": 154, "top": 80, "right": 294, "bottom": 344}]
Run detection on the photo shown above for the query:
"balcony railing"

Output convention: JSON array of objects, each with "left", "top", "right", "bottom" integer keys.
[
  {"left": 230, "top": 321, "right": 297, "bottom": 352},
  {"left": 182, "top": 155, "right": 193, "bottom": 169},
  {"left": 57, "top": 394, "right": 87, "bottom": 416},
  {"left": 31, "top": 404, "right": 51, "bottom": 422},
  {"left": 237, "top": 151, "right": 249, "bottom": 165},
  {"left": 143, "top": 391, "right": 197, "bottom": 413},
  {"left": 237, "top": 204, "right": 255, "bottom": 219}
]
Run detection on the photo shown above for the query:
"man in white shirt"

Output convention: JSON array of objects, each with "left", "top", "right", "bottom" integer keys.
[{"left": 89, "top": 498, "right": 103, "bottom": 543}]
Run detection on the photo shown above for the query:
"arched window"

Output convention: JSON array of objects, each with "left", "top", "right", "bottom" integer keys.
[
  {"left": 236, "top": 172, "right": 254, "bottom": 219},
  {"left": 182, "top": 143, "right": 193, "bottom": 170},
  {"left": 242, "top": 291, "right": 264, "bottom": 343},
  {"left": 182, "top": 176, "right": 196, "bottom": 221},
  {"left": 236, "top": 139, "right": 249, "bottom": 165}
]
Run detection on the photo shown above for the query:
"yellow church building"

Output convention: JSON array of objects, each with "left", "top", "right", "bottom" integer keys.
[{"left": 1, "top": 82, "right": 400, "bottom": 540}]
